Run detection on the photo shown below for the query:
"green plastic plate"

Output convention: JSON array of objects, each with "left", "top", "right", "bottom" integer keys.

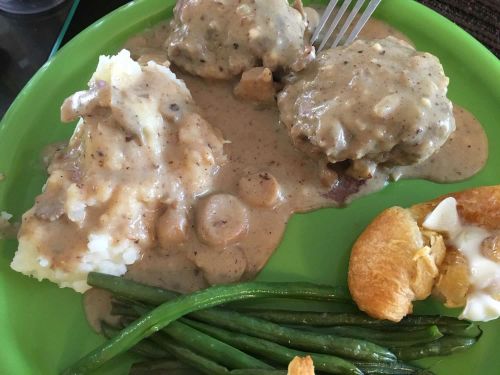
[{"left": 1, "top": 0, "right": 499, "bottom": 374}]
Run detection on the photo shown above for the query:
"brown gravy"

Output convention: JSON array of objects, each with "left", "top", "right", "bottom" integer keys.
[
  {"left": 394, "top": 107, "right": 488, "bottom": 182},
  {"left": 84, "top": 12, "right": 488, "bottom": 330}
]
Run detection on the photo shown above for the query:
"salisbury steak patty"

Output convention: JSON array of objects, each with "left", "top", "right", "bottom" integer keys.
[{"left": 278, "top": 37, "right": 455, "bottom": 174}]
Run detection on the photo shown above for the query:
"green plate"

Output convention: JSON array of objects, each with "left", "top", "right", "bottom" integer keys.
[{"left": 1, "top": 0, "right": 499, "bottom": 374}]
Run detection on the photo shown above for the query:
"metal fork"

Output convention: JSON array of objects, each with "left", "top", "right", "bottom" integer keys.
[{"left": 311, "top": 0, "right": 383, "bottom": 52}]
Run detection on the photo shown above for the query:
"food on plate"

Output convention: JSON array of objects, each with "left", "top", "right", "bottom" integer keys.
[
  {"left": 423, "top": 193, "right": 500, "bottom": 321},
  {"left": 62, "top": 276, "right": 355, "bottom": 374},
  {"left": 10, "top": 50, "right": 225, "bottom": 292},
  {"left": 288, "top": 355, "right": 315, "bottom": 375},
  {"left": 1, "top": 0, "right": 497, "bottom": 373},
  {"left": 5, "top": 4, "right": 494, "bottom": 373},
  {"left": 349, "top": 206, "right": 446, "bottom": 322},
  {"left": 348, "top": 185, "right": 500, "bottom": 322},
  {"left": 166, "top": 0, "right": 315, "bottom": 79},
  {"left": 233, "top": 67, "right": 277, "bottom": 103},
  {"left": 8, "top": 1, "right": 489, "bottom": 311},
  {"left": 64, "top": 272, "right": 483, "bottom": 374},
  {"left": 238, "top": 172, "right": 281, "bottom": 208},
  {"left": 278, "top": 37, "right": 455, "bottom": 179},
  {"left": 111, "top": 10, "right": 487, "bottom": 304},
  {"left": 195, "top": 193, "right": 249, "bottom": 246},
  {"left": 0, "top": 211, "right": 14, "bottom": 239}
]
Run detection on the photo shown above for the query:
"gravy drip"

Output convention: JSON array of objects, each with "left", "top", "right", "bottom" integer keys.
[
  {"left": 395, "top": 107, "right": 488, "bottom": 182},
  {"left": 84, "top": 14, "right": 488, "bottom": 325}
]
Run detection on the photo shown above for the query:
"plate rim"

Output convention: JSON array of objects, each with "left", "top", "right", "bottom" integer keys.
[{"left": 0, "top": 0, "right": 499, "bottom": 373}]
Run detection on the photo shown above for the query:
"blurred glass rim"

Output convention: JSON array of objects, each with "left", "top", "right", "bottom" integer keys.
[{"left": 0, "top": 0, "right": 67, "bottom": 14}]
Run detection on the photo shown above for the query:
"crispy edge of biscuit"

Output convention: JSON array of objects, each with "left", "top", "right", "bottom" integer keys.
[
  {"left": 409, "top": 185, "right": 500, "bottom": 229},
  {"left": 348, "top": 206, "right": 422, "bottom": 322}
]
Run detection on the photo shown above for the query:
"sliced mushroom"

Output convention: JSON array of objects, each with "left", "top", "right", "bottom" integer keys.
[
  {"left": 196, "top": 194, "right": 248, "bottom": 246},
  {"left": 189, "top": 247, "right": 247, "bottom": 285},
  {"left": 238, "top": 172, "right": 281, "bottom": 208},
  {"left": 156, "top": 206, "right": 188, "bottom": 246}
]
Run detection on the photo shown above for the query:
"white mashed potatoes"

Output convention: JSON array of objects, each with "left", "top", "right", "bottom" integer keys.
[{"left": 11, "top": 50, "right": 225, "bottom": 292}]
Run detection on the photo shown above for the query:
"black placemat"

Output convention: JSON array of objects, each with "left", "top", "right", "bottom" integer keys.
[{"left": 417, "top": 0, "right": 499, "bottom": 57}]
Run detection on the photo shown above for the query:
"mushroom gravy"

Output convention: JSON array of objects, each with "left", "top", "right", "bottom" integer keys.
[{"left": 79, "top": 15, "right": 487, "bottom": 329}]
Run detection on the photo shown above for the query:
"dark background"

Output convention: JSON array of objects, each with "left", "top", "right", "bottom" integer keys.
[{"left": 0, "top": 0, "right": 498, "bottom": 118}]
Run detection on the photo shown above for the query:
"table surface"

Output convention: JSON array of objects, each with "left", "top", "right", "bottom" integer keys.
[{"left": 0, "top": 0, "right": 498, "bottom": 119}]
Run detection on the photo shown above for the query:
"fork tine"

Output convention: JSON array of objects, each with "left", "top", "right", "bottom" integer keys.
[
  {"left": 311, "top": 0, "right": 340, "bottom": 44},
  {"left": 318, "top": 0, "right": 353, "bottom": 52},
  {"left": 344, "top": 0, "right": 383, "bottom": 45},
  {"left": 331, "top": 0, "right": 367, "bottom": 48}
]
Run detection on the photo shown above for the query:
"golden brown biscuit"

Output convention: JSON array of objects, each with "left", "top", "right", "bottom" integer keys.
[
  {"left": 348, "top": 185, "right": 500, "bottom": 322},
  {"left": 409, "top": 185, "right": 500, "bottom": 230}
]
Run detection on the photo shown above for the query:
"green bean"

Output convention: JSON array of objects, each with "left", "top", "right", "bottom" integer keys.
[
  {"left": 184, "top": 318, "right": 362, "bottom": 375},
  {"left": 138, "top": 343, "right": 288, "bottom": 375},
  {"left": 111, "top": 301, "right": 142, "bottom": 318},
  {"left": 91, "top": 273, "right": 394, "bottom": 362},
  {"left": 131, "top": 369, "right": 196, "bottom": 375},
  {"left": 63, "top": 277, "right": 350, "bottom": 375},
  {"left": 168, "top": 321, "right": 272, "bottom": 370},
  {"left": 243, "top": 310, "right": 470, "bottom": 328},
  {"left": 117, "top": 300, "right": 273, "bottom": 370},
  {"left": 151, "top": 334, "right": 229, "bottom": 375},
  {"left": 94, "top": 273, "right": 370, "bottom": 360},
  {"left": 119, "top": 306, "right": 396, "bottom": 367},
  {"left": 397, "top": 315, "right": 471, "bottom": 327},
  {"left": 391, "top": 336, "right": 478, "bottom": 360},
  {"left": 370, "top": 323, "right": 482, "bottom": 338},
  {"left": 88, "top": 272, "right": 351, "bottom": 306},
  {"left": 230, "top": 371, "right": 286, "bottom": 375},
  {"left": 97, "top": 275, "right": 384, "bottom": 362},
  {"left": 100, "top": 322, "right": 170, "bottom": 360},
  {"left": 353, "top": 361, "right": 433, "bottom": 375},
  {"left": 289, "top": 325, "right": 443, "bottom": 347},
  {"left": 129, "top": 359, "right": 199, "bottom": 375},
  {"left": 364, "top": 323, "right": 482, "bottom": 339},
  {"left": 437, "top": 323, "right": 482, "bottom": 338},
  {"left": 88, "top": 272, "right": 179, "bottom": 304},
  {"left": 243, "top": 310, "right": 379, "bottom": 326},
  {"left": 188, "top": 308, "right": 396, "bottom": 362}
]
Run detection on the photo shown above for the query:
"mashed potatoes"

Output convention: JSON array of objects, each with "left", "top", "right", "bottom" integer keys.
[{"left": 11, "top": 50, "right": 225, "bottom": 292}]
